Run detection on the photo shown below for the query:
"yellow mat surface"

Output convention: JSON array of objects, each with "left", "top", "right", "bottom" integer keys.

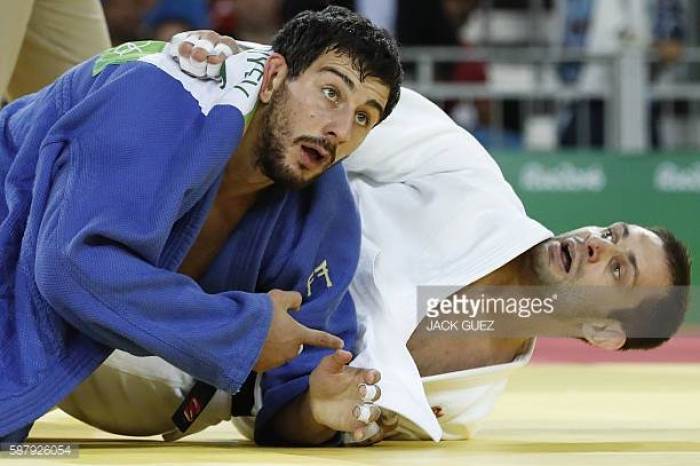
[{"left": 8, "top": 364, "right": 700, "bottom": 466}]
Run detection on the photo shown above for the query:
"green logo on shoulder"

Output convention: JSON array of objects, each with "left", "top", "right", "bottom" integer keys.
[{"left": 93, "top": 41, "right": 167, "bottom": 76}]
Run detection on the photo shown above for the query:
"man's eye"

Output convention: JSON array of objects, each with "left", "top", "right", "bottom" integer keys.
[
  {"left": 355, "top": 112, "right": 369, "bottom": 127},
  {"left": 602, "top": 229, "right": 614, "bottom": 241},
  {"left": 322, "top": 87, "right": 338, "bottom": 101},
  {"left": 612, "top": 262, "right": 622, "bottom": 280}
]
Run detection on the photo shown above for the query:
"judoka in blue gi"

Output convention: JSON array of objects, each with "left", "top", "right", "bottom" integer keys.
[{"left": 0, "top": 7, "right": 402, "bottom": 445}]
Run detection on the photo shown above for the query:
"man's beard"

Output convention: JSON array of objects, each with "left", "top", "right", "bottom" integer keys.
[
  {"left": 254, "top": 84, "right": 332, "bottom": 190},
  {"left": 523, "top": 240, "right": 556, "bottom": 286}
]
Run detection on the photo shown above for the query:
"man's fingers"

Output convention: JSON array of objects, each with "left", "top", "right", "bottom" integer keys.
[
  {"left": 381, "top": 410, "right": 399, "bottom": 428},
  {"left": 204, "top": 42, "right": 237, "bottom": 79},
  {"left": 348, "top": 411, "right": 398, "bottom": 445},
  {"left": 300, "top": 327, "right": 344, "bottom": 350},
  {"left": 359, "top": 383, "right": 381, "bottom": 403},
  {"left": 353, "top": 403, "right": 381, "bottom": 425},
  {"left": 191, "top": 38, "right": 214, "bottom": 63},
  {"left": 176, "top": 33, "right": 215, "bottom": 78},
  {"left": 170, "top": 32, "right": 189, "bottom": 56},
  {"left": 269, "top": 289, "right": 302, "bottom": 311},
  {"left": 352, "top": 422, "right": 381, "bottom": 443},
  {"left": 333, "top": 348, "right": 353, "bottom": 364},
  {"left": 207, "top": 54, "right": 226, "bottom": 65},
  {"left": 318, "top": 349, "right": 352, "bottom": 373},
  {"left": 431, "top": 405, "right": 444, "bottom": 418},
  {"left": 171, "top": 30, "right": 240, "bottom": 81},
  {"left": 176, "top": 33, "right": 207, "bottom": 76},
  {"left": 363, "top": 369, "right": 381, "bottom": 385},
  {"left": 349, "top": 412, "right": 398, "bottom": 445},
  {"left": 213, "top": 41, "right": 236, "bottom": 58},
  {"left": 221, "top": 36, "right": 241, "bottom": 54},
  {"left": 177, "top": 41, "right": 194, "bottom": 60},
  {"left": 191, "top": 47, "right": 209, "bottom": 64},
  {"left": 198, "top": 30, "right": 222, "bottom": 45}
]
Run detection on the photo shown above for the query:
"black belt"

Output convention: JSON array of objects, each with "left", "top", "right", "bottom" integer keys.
[{"left": 172, "top": 372, "right": 257, "bottom": 433}]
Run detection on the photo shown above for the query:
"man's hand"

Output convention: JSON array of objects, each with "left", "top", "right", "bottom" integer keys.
[
  {"left": 309, "top": 350, "right": 384, "bottom": 442},
  {"left": 254, "top": 290, "right": 344, "bottom": 373},
  {"left": 345, "top": 409, "right": 400, "bottom": 446},
  {"left": 269, "top": 349, "right": 385, "bottom": 445},
  {"left": 168, "top": 30, "right": 240, "bottom": 79}
]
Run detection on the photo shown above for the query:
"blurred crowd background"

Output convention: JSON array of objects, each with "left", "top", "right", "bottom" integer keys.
[{"left": 102, "top": 0, "right": 700, "bottom": 153}]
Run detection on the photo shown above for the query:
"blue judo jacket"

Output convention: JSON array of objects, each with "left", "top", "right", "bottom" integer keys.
[{"left": 0, "top": 43, "right": 360, "bottom": 442}]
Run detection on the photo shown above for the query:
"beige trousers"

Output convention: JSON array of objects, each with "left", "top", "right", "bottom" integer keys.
[{"left": 0, "top": 0, "right": 111, "bottom": 100}]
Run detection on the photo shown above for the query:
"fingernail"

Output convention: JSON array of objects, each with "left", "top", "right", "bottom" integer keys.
[
  {"left": 354, "top": 404, "right": 372, "bottom": 424},
  {"left": 353, "top": 429, "right": 363, "bottom": 441},
  {"left": 360, "top": 384, "right": 379, "bottom": 403},
  {"left": 359, "top": 384, "right": 367, "bottom": 397},
  {"left": 365, "top": 422, "right": 380, "bottom": 438}
]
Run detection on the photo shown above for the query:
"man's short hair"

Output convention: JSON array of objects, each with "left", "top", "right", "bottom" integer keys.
[
  {"left": 271, "top": 5, "right": 403, "bottom": 123},
  {"left": 610, "top": 227, "right": 692, "bottom": 350}
]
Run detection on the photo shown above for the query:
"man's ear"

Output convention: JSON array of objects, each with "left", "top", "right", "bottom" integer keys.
[
  {"left": 259, "top": 53, "right": 288, "bottom": 104},
  {"left": 582, "top": 320, "right": 626, "bottom": 351}
]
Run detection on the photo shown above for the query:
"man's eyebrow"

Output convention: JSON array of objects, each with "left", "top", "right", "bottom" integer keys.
[
  {"left": 366, "top": 99, "right": 385, "bottom": 122},
  {"left": 622, "top": 223, "right": 630, "bottom": 238},
  {"left": 628, "top": 252, "right": 639, "bottom": 286},
  {"left": 320, "top": 66, "right": 355, "bottom": 90}
]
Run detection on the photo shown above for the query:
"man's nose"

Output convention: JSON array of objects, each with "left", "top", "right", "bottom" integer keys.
[
  {"left": 324, "top": 109, "right": 354, "bottom": 145},
  {"left": 585, "top": 236, "right": 609, "bottom": 263}
]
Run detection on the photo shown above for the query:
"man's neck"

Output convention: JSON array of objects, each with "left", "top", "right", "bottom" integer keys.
[
  {"left": 470, "top": 249, "right": 537, "bottom": 288},
  {"left": 176, "top": 111, "right": 275, "bottom": 280},
  {"left": 218, "top": 108, "right": 274, "bottom": 200},
  {"left": 406, "top": 253, "right": 536, "bottom": 377}
]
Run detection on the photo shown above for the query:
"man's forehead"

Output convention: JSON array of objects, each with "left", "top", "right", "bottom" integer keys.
[
  {"left": 627, "top": 224, "right": 663, "bottom": 246},
  {"left": 312, "top": 52, "right": 389, "bottom": 90},
  {"left": 312, "top": 51, "right": 364, "bottom": 79},
  {"left": 624, "top": 224, "right": 669, "bottom": 287}
]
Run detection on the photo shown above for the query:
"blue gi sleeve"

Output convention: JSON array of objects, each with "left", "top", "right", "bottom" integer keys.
[
  {"left": 250, "top": 167, "right": 361, "bottom": 445},
  {"left": 33, "top": 62, "right": 272, "bottom": 394}
]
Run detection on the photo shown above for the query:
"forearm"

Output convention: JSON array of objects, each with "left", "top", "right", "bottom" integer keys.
[
  {"left": 270, "top": 390, "right": 337, "bottom": 445},
  {"left": 35, "top": 226, "right": 273, "bottom": 391}
]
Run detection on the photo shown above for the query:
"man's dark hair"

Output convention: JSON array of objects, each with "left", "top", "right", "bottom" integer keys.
[
  {"left": 610, "top": 227, "right": 692, "bottom": 350},
  {"left": 271, "top": 6, "right": 403, "bottom": 123}
]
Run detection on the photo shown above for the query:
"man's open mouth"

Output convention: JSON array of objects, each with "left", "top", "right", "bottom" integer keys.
[
  {"left": 560, "top": 241, "right": 574, "bottom": 273},
  {"left": 300, "top": 144, "right": 328, "bottom": 168}
]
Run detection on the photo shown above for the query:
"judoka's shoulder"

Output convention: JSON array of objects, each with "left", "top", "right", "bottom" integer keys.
[
  {"left": 59, "top": 56, "right": 244, "bottom": 140},
  {"left": 91, "top": 60, "right": 201, "bottom": 104},
  {"left": 52, "top": 58, "right": 243, "bottom": 176},
  {"left": 59, "top": 59, "right": 201, "bottom": 124}
]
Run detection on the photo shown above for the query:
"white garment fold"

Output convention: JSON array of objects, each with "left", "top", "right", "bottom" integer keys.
[{"left": 344, "top": 88, "right": 552, "bottom": 441}]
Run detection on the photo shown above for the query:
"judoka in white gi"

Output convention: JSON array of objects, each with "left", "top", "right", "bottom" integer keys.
[{"left": 58, "top": 37, "right": 691, "bottom": 445}]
